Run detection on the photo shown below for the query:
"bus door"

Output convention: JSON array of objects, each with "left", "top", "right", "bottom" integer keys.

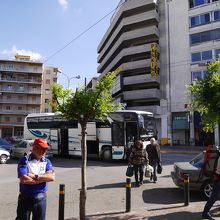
[
  {"left": 125, "top": 121, "right": 138, "bottom": 158},
  {"left": 111, "top": 122, "right": 125, "bottom": 159},
  {"left": 60, "top": 128, "right": 69, "bottom": 157},
  {"left": 50, "top": 129, "right": 59, "bottom": 155}
]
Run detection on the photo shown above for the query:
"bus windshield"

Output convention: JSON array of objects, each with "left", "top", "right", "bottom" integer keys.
[{"left": 138, "top": 114, "right": 156, "bottom": 141}]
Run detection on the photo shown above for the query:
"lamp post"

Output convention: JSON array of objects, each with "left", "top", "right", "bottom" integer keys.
[{"left": 57, "top": 69, "right": 80, "bottom": 89}]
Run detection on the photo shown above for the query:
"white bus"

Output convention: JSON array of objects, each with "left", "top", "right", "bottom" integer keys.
[{"left": 23, "top": 110, "right": 157, "bottom": 161}]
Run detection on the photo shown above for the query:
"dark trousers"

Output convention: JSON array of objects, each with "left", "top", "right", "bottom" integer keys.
[
  {"left": 133, "top": 164, "right": 144, "bottom": 184},
  {"left": 16, "top": 193, "right": 47, "bottom": 220},
  {"left": 203, "top": 178, "right": 220, "bottom": 215}
]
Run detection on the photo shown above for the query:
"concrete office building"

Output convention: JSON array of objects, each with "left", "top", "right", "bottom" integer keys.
[
  {"left": 97, "top": 0, "right": 220, "bottom": 146},
  {"left": 0, "top": 55, "right": 43, "bottom": 138},
  {"left": 41, "top": 66, "right": 58, "bottom": 113}
]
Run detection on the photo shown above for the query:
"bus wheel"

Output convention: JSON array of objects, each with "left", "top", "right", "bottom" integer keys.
[{"left": 101, "top": 147, "right": 112, "bottom": 162}]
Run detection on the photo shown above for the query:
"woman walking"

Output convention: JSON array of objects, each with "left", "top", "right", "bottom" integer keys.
[{"left": 129, "top": 140, "right": 149, "bottom": 187}]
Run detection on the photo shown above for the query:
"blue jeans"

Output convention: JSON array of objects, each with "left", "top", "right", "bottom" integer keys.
[
  {"left": 203, "top": 178, "right": 220, "bottom": 215},
  {"left": 133, "top": 164, "right": 144, "bottom": 184},
  {"left": 16, "top": 193, "right": 47, "bottom": 220}
]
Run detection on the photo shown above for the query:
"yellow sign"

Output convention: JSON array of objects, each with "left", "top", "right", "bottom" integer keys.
[{"left": 150, "top": 43, "right": 158, "bottom": 79}]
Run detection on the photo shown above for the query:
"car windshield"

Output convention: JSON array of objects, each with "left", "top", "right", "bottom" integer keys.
[
  {"left": 0, "top": 139, "right": 10, "bottom": 145},
  {"left": 190, "top": 151, "right": 205, "bottom": 168}
]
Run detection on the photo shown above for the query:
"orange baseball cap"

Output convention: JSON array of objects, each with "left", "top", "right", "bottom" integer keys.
[{"left": 33, "top": 138, "right": 49, "bottom": 149}]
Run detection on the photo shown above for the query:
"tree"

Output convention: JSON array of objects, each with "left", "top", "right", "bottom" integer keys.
[
  {"left": 51, "top": 72, "right": 123, "bottom": 220},
  {"left": 188, "top": 57, "right": 220, "bottom": 132}
]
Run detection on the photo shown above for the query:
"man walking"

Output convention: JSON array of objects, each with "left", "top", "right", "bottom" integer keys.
[
  {"left": 16, "top": 138, "right": 55, "bottom": 220},
  {"left": 146, "top": 138, "right": 161, "bottom": 183}
]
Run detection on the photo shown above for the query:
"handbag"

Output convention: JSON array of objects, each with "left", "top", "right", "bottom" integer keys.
[
  {"left": 157, "top": 163, "right": 162, "bottom": 174},
  {"left": 145, "top": 164, "right": 154, "bottom": 177},
  {"left": 126, "top": 164, "right": 134, "bottom": 177}
]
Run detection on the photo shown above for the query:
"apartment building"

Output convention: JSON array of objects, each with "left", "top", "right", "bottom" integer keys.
[
  {"left": 168, "top": 0, "right": 220, "bottom": 146},
  {"left": 0, "top": 55, "right": 42, "bottom": 138},
  {"left": 97, "top": 0, "right": 220, "bottom": 146},
  {"left": 41, "top": 66, "right": 58, "bottom": 113}
]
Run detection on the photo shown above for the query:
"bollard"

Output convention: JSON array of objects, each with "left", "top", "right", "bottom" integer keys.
[
  {"left": 184, "top": 174, "right": 190, "bottom": 206},
  {"left": 59, "top": 184, "right": 65, "bottom": 220},
  {"left": 126, "top": 178, "right": 131, "bottom": 212}
]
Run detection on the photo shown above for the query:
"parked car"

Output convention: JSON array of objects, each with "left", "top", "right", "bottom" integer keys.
[
  {"left": 0, "top": 138, "right": 13, "bottom": 152},
  {"left": 0, "top": 148, "right": 10, "bottom": 164},
  {"left": 10, "top": 139, "right": 53, "bottom": 159},
  {"left": 171, "top": 151, "right": 213, "bottom": 200}
]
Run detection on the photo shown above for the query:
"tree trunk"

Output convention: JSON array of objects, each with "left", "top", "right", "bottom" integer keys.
[{"left": 79, "top": 121, "right": 87, "bottom": 220}]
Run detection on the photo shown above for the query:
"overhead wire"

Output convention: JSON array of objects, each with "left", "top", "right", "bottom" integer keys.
[{"left": 44, "top": 0, "right": 127, "bottom": 63}]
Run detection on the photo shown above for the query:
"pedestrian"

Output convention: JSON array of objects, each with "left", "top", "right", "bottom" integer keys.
[
  {"left": 16, "top": 138, "right": 55, "bottom": 220},
  {"left": 146, "top": 138, "right": 161, "bottom": 183},
  {"left": 129, "top": 140, "right": 149, "bottom": 187},
  {"left": 202, "top": 152, "right": 220, "bottom": 219}
]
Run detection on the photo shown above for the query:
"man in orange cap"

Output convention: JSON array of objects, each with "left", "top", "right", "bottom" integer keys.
[{"left": 16, "top": 138, "right": 55, "bottom": 220}]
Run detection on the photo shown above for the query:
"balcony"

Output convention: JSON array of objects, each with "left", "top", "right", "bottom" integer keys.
[
  {"left": 123, "top": 74, "right": 160, "bottom": 86},
  {"left": 123, "top": 88, "right": 161, "bottom": 100},
  {"left": 0, "top": 87, "right": 41, "bottom": 94},
  {"left": 0, "top": 77, "right": 42, "bottom": 84},
  {"left": 0, "top": 98, "right": 41, "bottom": 105}
]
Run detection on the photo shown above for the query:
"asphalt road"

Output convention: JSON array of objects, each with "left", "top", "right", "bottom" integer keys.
[{"left": 0, "top": 153, "right": 200, "bottom": 220}]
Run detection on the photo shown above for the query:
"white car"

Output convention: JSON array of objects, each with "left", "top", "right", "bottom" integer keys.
[
  {"left": 0, "top": 148, "right": 10, "bottom": 164},
  {"left": 10, "top": 139, "right": 53, "bottom": 159}
]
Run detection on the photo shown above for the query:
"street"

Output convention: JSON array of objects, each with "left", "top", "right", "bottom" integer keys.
[{"left": 0, "top": 153, "right": 207, "bottom": 220}]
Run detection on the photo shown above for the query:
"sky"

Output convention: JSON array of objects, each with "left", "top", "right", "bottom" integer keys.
[{"left": 0, "top": 0, "right": 119, "bottom": 89}]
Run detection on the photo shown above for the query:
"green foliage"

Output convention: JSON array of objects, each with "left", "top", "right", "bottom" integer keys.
[
  {"left": 51, "top": 72, "right": 124, "bottom": 123},
  {"left": 188, "top": 57, "right": 220, "bottom": 132}
]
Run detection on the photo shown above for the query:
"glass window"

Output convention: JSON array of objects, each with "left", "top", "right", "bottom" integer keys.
[
  {"left": 194, "top": 0, "right": 206, "bottom": 7},
  {"left": 192, "top": 71, "right": 203, "bottom": 81},
  {"left": 213, "top": 29, "right": 220, "bottom": 40},
  {"left": 214, "top": 10, "right": 220, "bottom": 21},
  {"left": 202, "top": 50, "right": 212, "bottom": 60},
  {"left": 191, "top": 33, "right": 201, "bottom": 44},
  {"left": 191, "top": 16, "right": 200, "bottom": 26},
  {"left": 191, "top": 52, "right": 201, "bottom": 62},
  {"left": 201, "top": 13, "right": 210, "bottom": 24},
  {"left": 215, "top": 49, "right": 220, "bottom": 58}
]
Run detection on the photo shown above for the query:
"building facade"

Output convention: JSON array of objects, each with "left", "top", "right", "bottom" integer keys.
[
  {"left": 0, "top": 55, "right": 57, "bottom": 138},
  {"left": 97, "top": 0, "right": 220, "bottom": 146},
  {"left": 0, "top": 55, "right": 43, "bottom": 138},
  {"left": 41, "top": 66, "right": 58, "bottom": 113}
]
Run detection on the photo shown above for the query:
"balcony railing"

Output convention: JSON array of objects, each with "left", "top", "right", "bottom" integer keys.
[
  {"left": 0, "top": 77, "right": 42, "bottom": 84},
  {"left": 0, "top": 88, "right": 41, "bottom": 94}
]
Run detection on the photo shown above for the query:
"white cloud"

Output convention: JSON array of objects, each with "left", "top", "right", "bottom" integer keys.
[
  {"left": 58, "top": 0, "right": 69, "bottom": 10},
  {"left": 1, "top": 45, "right": 43, "bottom": 61}
]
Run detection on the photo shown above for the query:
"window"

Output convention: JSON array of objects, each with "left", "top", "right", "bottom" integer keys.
[
  {"left": 17, "top": 117, "right": 22, "bottom": 123},
  {"left": 215, "top": 49, "right": 220, "bottom": 58},
  {"left": 32, "top": 96, "right": 36, "bottom": 101},
  {"left": 5, "top": 117, "right": 10, "bottom": 122},
  {"left": 18, "top": 96, "right": 23, "bottom": 100},
  {"left": 18, "top": 106, "right": 22, "bottom": 111},
  {"left": 189, "top": 0, "right": 210, "bottom": 8},
  {"left": 190, "top": 28, "right": 220, "bottom": 45},
  {"left": 190, "top": 13, "right": 210, "bottom": 27},
  {"left": 191, "top": 50, "right": 212, "bottom": 62},
  {"left": 192, "top": 70, "right": 207, "bottom": 81},
  {"left": 6, "top": 95, "right": 11, "bottom": 99},
  {"left": 45, "top": 99, "right": 49, "bottom": 104},
  {"left": 45, "top": 89, "right": 50, "bottom": 94},
  {"left": 214, "top": 10, "right": 220, "bottom": 21},
  {"left": 46, "top": 79, "right": 50, "bottom": 84},
  {"left": 202, "top": 50, "right": 212, "bottom": 60},
  {"left": 46, "top": 70, "right": 50, "bottom": 74},
  {"left": 6, "top": 106, "right": 10, "bottom": 110},
  {"left": 44, "top": 108, "right": 49, "bottom": 113}
]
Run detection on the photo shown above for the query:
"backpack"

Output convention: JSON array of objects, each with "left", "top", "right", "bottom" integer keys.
[{"left": 201, "top": 145, "right": 220, "bottom": 179}]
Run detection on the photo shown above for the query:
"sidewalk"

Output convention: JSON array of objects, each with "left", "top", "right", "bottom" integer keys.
[
  {"left": 67, "top": 202, "right": 220, "bottom": 220},
  {"left": 160, "top": 145, "right": 205, "bottom": 155}
]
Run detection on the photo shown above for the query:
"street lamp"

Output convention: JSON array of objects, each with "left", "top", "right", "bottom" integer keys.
[{"left": 57, "top": 69, "right": 80, "bottom": 89}]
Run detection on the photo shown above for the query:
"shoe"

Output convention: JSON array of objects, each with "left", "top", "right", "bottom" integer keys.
[
  {"left": 202, "top": 212, "right": 213, "bottom": 219},
  {"left": 150, "top": 175, "right": 153, "bottom": 181},
  {"left": 135, "top": 182, "right": 140, "bottom": 187},
  {"left": 153, "top": 181, "right": 157, "bottom": 184},
  {"left": 139, "top": 181, "right": 143, "bottom": 185}
]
